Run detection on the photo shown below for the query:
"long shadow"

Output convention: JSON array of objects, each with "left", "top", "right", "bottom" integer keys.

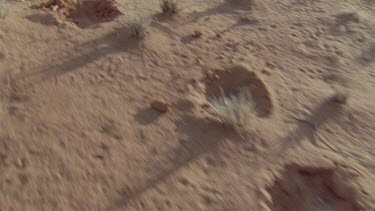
[
  {"left": 12, "top": 27, "right": 140, "bottom": 89},
  {"left": 109, "top": 97, "right": 344, "bottom": 209},
  {"left": 109, "top": 116, "right": 241, "bottom": 210},
  {"left": 133, "top": 107, "right": 162, "bottom": 125},
  {"left": 275, "top": 97, "right": 345, "bottom": 156},
  {"left": 17, "top": 1, "right": 255, "bottom": 87},
  {"left": 26, "top": 13, "right": 57, "bottom": 26}
]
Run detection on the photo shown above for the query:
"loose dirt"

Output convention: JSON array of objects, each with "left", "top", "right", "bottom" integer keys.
[{"left": 0, "top": 0, "right": 374, "bottom": 210}]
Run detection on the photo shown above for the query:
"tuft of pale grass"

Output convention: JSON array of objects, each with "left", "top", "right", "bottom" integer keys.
[
  {"left": 192, "top": 30, "right": 203, "bottom": 38},
  {"left": 160, "top": 0, "right": 178, "bottom": 15},
  {"left": 332, "top": 90, "right": 349, "bottom": 104},
  {"left": 0, "top": 47, "right": 7, "bottom": 58},
  {"left": 127, "top": 14, "right": 152, "bottom": 38},
  {"left": 0, "top": 0, "right": 8, "bottom": 20},
  {"left": 209, "top": 87, "right": 255, "bottom": 129}
]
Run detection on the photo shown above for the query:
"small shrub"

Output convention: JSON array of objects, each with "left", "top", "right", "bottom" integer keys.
[
  {"left": 0, "top": 0, "right": 8, "bottom": 20},
  {"left": 160, "top": 0, "right": 178, "bottom": 15},
  {"left": 0, "top": 47, "right": 7, "bottom": 58},
  {"left": 209, "top": 87, "right": 255, "bottom": 129},
  {"left": 332, "top": 90, "right": 349, "bottom": 104},
  {"left": 192, "top": 30, "right": 202, "bottom": 38},
  {"left": 127, "top": 14, "right": 152, "bottom": 38}
]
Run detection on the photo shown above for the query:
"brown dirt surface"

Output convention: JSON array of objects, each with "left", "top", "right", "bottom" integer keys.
[{"left": 1, "top": 0, "right": 375, "bottom": 210}]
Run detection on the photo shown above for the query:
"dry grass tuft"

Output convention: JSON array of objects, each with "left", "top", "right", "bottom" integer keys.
[
  {"left": 192, "top": 30, "right": 203, "bottom": 38},
  {"left": 160, "top": 0, "right": 178, "bottom": 15},
  {"left": 209, "top": 87, "right": 255, "bottom": 129},
  {"left": 332, "top": 90, "right": 349, "bottom": 104},
  {"left": 127, "top": 14, "right": 152, "bottom": 38},
  {"left": 0, "top": 47, "right": 7, "bottom": 58},
  {"left": 0, "top": 0, "right": 8, "bottom": 20}
]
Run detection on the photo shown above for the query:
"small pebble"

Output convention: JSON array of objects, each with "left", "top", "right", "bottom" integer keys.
[
  {"left": 15, "top": 158, "right": 26, "bottom": 168},
  {"left": 151, "top": 100, "right": 169, "bottom": 113},
  {"left": 338, "top": 25, "right": 347, "bottom": 32}
]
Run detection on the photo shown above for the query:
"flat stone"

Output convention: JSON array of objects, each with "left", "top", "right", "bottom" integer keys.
[{"left": 151, "top": 100, "right": 169, "bottom": 113}]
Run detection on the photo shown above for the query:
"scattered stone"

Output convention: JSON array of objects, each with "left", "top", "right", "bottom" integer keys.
[
  {"left": 151, "top": 99, "right": 169, "bottom": 113},
  {"left": 15, "top": 158, "right": 26, "bottom": 168}
]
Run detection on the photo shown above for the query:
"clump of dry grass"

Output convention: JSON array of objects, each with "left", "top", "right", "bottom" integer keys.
[
  {"left": 0, "top": 47, "right": 7, "bottom": 58},
  {"left": 0, "top": 0, "right": 8, "bottom": 20},
  {"left": 332, "top": 90, "right": 349, "bottom": 104},
  {"left": 192, "top": 30, "right": 203, "bottom": 38},
  {"left": 209, "top": 87, "right": 255, "bottom": 129},
  {"left": 160, "top": 0, "right": 178, "bottom": 15},
  {"left": 127, "top": 14, "right": 152, "bottom": 38}
]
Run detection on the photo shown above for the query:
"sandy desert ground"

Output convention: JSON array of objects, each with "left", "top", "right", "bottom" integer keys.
[{"left": 0, "top": 0, "right": 374, "bottom": 210}]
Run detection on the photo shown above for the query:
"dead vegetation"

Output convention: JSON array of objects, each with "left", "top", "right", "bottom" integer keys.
[
  {"left": 0, "top": 47, "right": 7, "bottom": 58},
  {"left": 332, "top": 90, "right": 349, "bottom": 104},
  {"left": 127, "top": 13, "right": 152, "bottom": 38},
  {"left": 192, "top": 30, "right": 203, "bottom": 38},
  {"left": 160, "top": 0, "right": 179, "bottom": 15},
  {"left": 0, "top": 0, "right": 8, "bottom": 20},
  {"left": 209, "top": 87, "right": 255, "bottom": 129}
]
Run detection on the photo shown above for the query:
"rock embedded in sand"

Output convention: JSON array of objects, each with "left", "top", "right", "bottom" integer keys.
[
  {"left": 15, "top": 158, "right": 26, "bottom": 168},
  {"left": 151, "top": 99, "right": 169, "bottom": 113}
]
